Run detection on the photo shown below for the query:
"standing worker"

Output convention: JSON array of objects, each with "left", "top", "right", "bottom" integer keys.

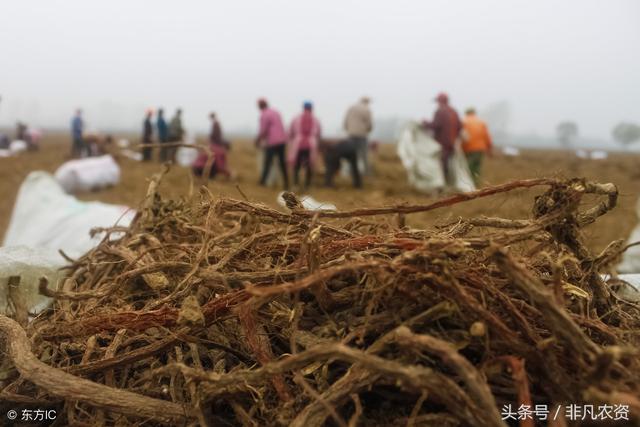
[
  {"left": 288, "top": 101, "right": 321, "bottom": 190},
  {"left": 15, "top": 121, "right": 27, "bottom": 141},
  {"left": 141, "top": 109, "right": 153, "bottom": 161},
  {"left": 343, "top": 97, "right": 373, "bottom": 175},
  {"left": 167, "top": 108, "right": 184, "bottom": 163},
  {"left": 70, "top": 109, "right": 85, "bottom": 158},
  {"left": 157, "top": 108, "right": 169, "bottom": 162},
  {"left": 255, "top": 98, "right": 289, "bottom": 190},
  {"left": 461, "top": 108, "right": 493, "bottom": 186},
  {"left": 423, "top": 92, "right": 462, "bottom": 185}
]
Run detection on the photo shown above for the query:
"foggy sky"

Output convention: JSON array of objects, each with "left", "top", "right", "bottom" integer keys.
[{"left": 1, "top": 0, "right": 639, "bottom": 141}]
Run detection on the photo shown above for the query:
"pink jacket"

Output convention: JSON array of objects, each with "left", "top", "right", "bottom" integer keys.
[
  {"left": 192, "top": 143, "right": 230, "bottom": 177},
  {"left": 259, "top": 108, "right": 287, "bottom": 146},
  {"left": 287, "top": 112, "right": 321, "bottom": 167}
]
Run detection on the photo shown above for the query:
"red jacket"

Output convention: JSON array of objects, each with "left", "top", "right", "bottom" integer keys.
[{"left": 425, "top": 105, "right": 462, "bottom": 152}]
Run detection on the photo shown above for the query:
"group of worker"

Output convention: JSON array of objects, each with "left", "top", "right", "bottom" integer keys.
[
  {"left": 252, "top": 97, "right": 373, "bottom": 190},
  {"left": 69, "top": 108, "right": 184, "bottom": 161},
  {"left": 69, "top": 110, "right": 114, "bottom": 157},
  {"left": 249, "top": 93, "right": 493, "bottom": 190},
  {"left": 69, "top": 92, "right": 493, "bottom": 189},
  {"left": 188, "top": 97, "right": 374, "bottom": 190},
  {"left": 424, "top": 92, "right": 493, "bottom": 187},
  {"left": 141, "top": 108, "right": 185, "bottom": 162},
  {"left": 0, "top": 121, "right": 42, "bottom": 151}
]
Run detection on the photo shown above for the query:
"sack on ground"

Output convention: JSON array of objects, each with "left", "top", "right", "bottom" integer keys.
[
  {"left": 450, "top": 143, "right": 476, "bottom": 193},
  {"left": 397, "top": 122, "right": 445, "bottom": 192},
  {"left": 54, "top": 155, "right": 120, "bottom": 193},
  {"left": 176, "top": 146, "right": 199, "bottom": 167},
  {"left": 3, "top": 171, "right": 135, "bottom": 261}
]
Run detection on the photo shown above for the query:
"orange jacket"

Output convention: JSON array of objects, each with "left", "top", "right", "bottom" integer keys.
[{"left": 462, "top": 114, "right": 492, "bottom": 153}]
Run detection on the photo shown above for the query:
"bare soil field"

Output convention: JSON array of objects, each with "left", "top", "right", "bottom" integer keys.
[{"left": 1, "top": 134, "right": 639, "bottom": 252}]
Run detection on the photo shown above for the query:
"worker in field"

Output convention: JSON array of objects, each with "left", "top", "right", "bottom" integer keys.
[
  {"left": 84, "top": 133, "right": 114, "bottom": 156},
  {"left": 422, "top": 92, "right": 462, "bottom": 185},
  {"left": 288, "top": 101, "right": 321, "bottom": 190},
  {"left": 323, "top": 137, "right": 363, "bottom": 189},
  {"left": 70, "top": 110, "right": 84, "bottom": 157},
  {"left": 157, "top": 108, "right": 169, "bottom": 162},
  {"left": 15, "top": 121, "right": 38, "bottom": 151},
  {"left": 462, "top": 107, "right": 493, "bottom": 186},
  {"left": 343, "top": 96, "right": 373, "bottom": 175},
  {"left": 25, "top": 127, "right": 43, "bottom": 151},
  {"left": 193, "top": 112, "right": 231, "bottom": 179},
  {"left": 141, "top": 109, "right": 153, "bottom": 161},
  {"left": 15, "top": 121, "right": 27, "bottom": 141},
  {"left": 255, "top": 98, "right": 289, "bottom": 190},
  {"left": 70, "top": 109, "right": 85, "bottom": 158},
  {"left": 167, "top": 108, "right": 184, "bottom": 163}
]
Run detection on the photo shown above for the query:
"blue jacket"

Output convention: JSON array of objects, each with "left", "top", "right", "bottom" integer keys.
[
  {"left": 157, "top": 117, "right": 168, "bottom": 141},
  {"left": 71, "top": 116, "right": 83, "bottom": 139}
]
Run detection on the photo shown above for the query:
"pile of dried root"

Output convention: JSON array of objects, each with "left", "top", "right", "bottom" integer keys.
[{"left": 2, "top": 175, "right": 640, "bottom": 427}]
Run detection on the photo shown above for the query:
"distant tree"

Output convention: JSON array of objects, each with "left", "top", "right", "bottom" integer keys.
[
  {"left": 556, "top": 121, "right": 578, "bottom": 147},
  {"left": 612, "top": 122, "right": 640, "bottom": 146}
]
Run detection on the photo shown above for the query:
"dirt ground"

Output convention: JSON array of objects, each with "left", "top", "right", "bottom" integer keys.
[{"left": 1, "top": 134, "right": 639, "bottom": 253}]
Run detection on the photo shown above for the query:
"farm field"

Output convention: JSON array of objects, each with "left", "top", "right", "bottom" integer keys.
[{"left": 1, "top": 133, "right": 639, "bottom": 253}]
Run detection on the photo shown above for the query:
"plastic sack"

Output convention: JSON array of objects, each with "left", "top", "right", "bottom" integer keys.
[
  {"left": 9, "top": 140, "right": 28, "bottom": 154},
  {"left": 396, "top": 122, "right": 446, "bottom": 192},
  {"left": 3, "top": 171, "right": 136, "bottom": 261},
  {"left": 591, "top": 150, "right": 608, "bottom": 160},
  {"left": 54, "top": 155, "right": 120, "bottom": 193},
  {"left": 121, "top": 149, "right": 143, "bottom": 161},
  {"left": 397, "top": 122, "right": 475, "bottom": 193},
  {"left": 606, "top": 274, "right": 640, "bottom": 302},
  {"left": 450, "top": 144, "right": 476, "bottom": 193},
  {"left": 176, "top": 146, "right": 199, "bottom": 167},
  {"left": 575, "top": 149, "right": 589, "bottom": 159},
  {"left": 277, "top": 192, "right": 336, "bottom": 211},
  {"left": 575, "top": 149, "right": 609, "bottom": 160},
  {"left": 619, "top": 198, "right": 640, "bottom": 274},
  {"left": 502, "top": 146, "right": 520, "bottom": 157},
  {"left": 0, "top": 246, "right": 66, "bottom": 316}
]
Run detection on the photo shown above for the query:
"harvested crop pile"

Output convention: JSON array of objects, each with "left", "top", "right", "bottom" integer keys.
[{"left": 1, "top": 174, "right": 640, "bottom": 426}]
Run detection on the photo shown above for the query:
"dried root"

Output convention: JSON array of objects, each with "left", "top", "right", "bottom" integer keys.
[{"left": 1, "top": 177, "right": 639, "bottom": 426}]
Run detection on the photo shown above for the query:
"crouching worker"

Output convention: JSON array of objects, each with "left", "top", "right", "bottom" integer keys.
[
  {"left": 192, "top": 112, "right": 231, "bottom": 179},
  {"left": 323, "top": 138, "right": 362, "bottom": 189},
  {"left": 288, "top": 101, "right": 321, "bottom": 190}
]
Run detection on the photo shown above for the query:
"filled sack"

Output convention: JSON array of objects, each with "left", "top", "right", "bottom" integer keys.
[{"left": 54, "top": 155, "right": 120, "bottom": 193}]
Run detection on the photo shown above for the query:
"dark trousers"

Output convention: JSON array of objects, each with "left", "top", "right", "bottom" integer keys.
[
  {"left": 260, "top": 144, "right": 289, "bottom": 189},
  {"left": 71, "top": 136, "right": 87, "bottom": 158},
  {"left": 293, "top": 149, "right": 312, "bottom": 188},
  {"left": 465, "top": 151, "right": 484, "bottom": 186},
  {"left": 160, "top": 138, "right": 178, "bottom": 163},
  {"left": 142, "top": 138, "right": 153, "bottom": 161},
  {"left": 441, "top": 146, "right": 454, "bottom": 186},
  {"left": 158, "top": 137, "right": 170, "bottom": 162},
  {"left": 352, "top": 136, "right": 369, "bottom": 175},
  {"left": 324, "top": 139, "right": 362, "bottom": 188}
]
